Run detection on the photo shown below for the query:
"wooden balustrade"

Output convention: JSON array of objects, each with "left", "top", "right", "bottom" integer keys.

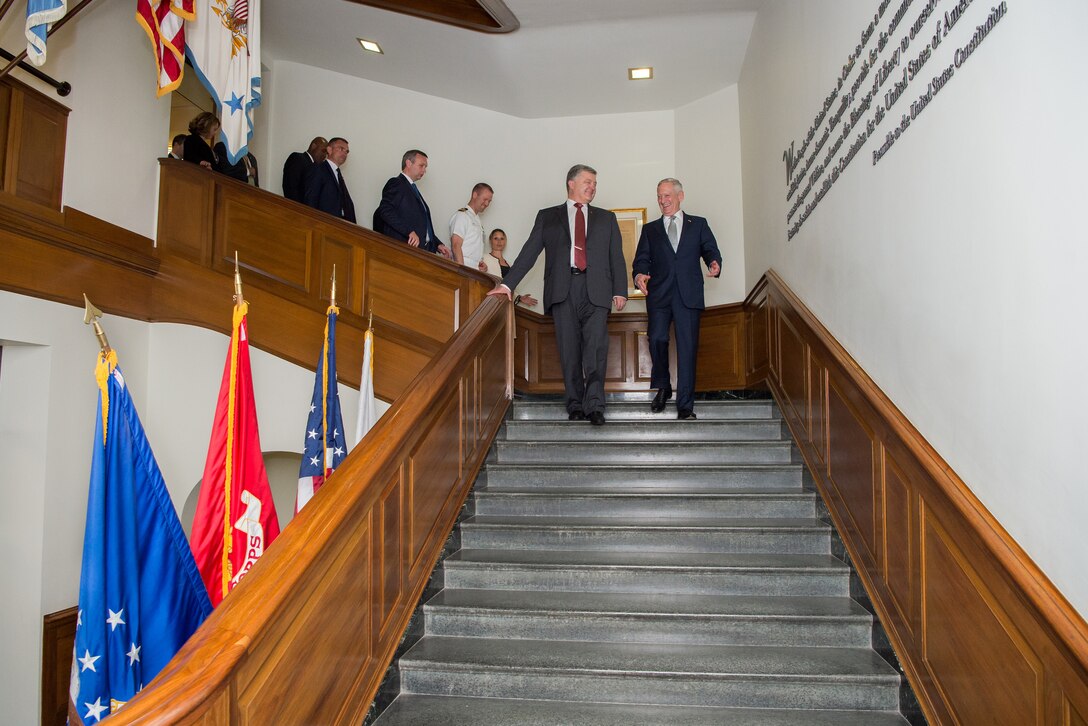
[
  {"left": 103, "top": 295, "right": 511, "bottom": 725},
  {"left": 0, "top": 74, "right": 68, "bottom": 210},
  {"left": 756, "top": 269, "right": 1088, "bottom": 725},
  {"left": 514, "top": 302, "right": 751, "bottom": 393}
]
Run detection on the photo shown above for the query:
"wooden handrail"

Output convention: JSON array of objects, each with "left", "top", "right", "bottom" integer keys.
[{"left": 107, "top": 294, "right": 511, "bottom": 724}]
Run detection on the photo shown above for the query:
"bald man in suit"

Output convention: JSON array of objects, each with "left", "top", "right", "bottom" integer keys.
[
  {"left": 489, "top": 164, "right": 628, "bottom": 425},
  {"left": 633, "top": 177, "right": 722, "bottom": 420}
]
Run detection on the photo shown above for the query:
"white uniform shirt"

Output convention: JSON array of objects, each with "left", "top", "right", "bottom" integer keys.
[{"left": 448, "top": 206, "right": 485, "bottom": 269}]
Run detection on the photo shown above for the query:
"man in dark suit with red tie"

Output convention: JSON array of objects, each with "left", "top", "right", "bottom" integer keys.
[
  {"left": 373, "top": 149, "right": 451, "bottom": 258},
  {"left": 489, "top": 164, "right": 628, "bottom": 425},
  {"left": 303, "top": 138, "right": 356, "bottom": 223},
  {"left": 633, "top": 178, "right": 722, "bottom": 420}
]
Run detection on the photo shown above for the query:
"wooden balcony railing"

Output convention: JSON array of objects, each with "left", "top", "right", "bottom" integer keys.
[{"left": 105, "top": 294, "right": 511, "bottom": 724}]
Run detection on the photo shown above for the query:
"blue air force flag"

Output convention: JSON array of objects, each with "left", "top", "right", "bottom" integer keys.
[
  {"left": 69, "top": 352, "right": 212, "bottom": 724},
  {"left": 25, "top": 0, "right": 66, "bottom": 67},
  {"left": 296, "top": 305, "right": 347, "bottom": 512},
  {"left": 185, "top": 0, "right": 260, "bottom": 164}
]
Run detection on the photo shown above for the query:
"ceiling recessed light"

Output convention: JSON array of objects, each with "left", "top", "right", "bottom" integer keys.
[
  {"left": 628, "top": 67, "right": 653, "bottom": 81},
  {"left": 358, "top": 38, "right": 384, "bottom": 54}
]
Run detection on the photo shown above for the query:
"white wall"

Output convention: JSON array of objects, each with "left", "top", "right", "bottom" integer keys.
[
  {"left": 0, "top": 292, "right": 386, "bottom": 722},
  {"left": 262, "top": 61, "right": 751, "bottom": 310},
  {"left": 739, "top": 0, "right": 1088, "bottom": 616},
  {"left": 676, "top": 85, "right": 747, "bottom": 304}
]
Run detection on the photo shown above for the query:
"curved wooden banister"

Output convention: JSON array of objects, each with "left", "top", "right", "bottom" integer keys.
[{"left": 107, "top": 295, "right": 512, "bottom": 724}]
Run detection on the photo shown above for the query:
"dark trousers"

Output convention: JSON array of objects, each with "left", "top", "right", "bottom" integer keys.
[
  {"left": 648, "top": 294, "right": 702, "bottom": 412},
  {"left": 550, "top": 273, "right": 610, "bottom": 414}
]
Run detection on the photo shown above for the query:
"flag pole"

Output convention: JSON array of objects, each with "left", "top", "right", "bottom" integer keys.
[
  {"left": 0, "top": 0, "right": 95, "bottom": 82},
  {"left": 330, "top": 265, "right": 337, "bottom": 308},
  {"left": 82, "top": 294, "right": 111, "bottom": 354},
  {"left": 233, "top": 250, "right": 245, "bottom": 306}
]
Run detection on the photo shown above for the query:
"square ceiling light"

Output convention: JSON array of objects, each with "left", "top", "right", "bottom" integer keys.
[
  {"left": 358, "top": 38, "right": 384, "bottom": 54},
  {"left": 628, "top": 67, "right": 653, "bottom": 81}
]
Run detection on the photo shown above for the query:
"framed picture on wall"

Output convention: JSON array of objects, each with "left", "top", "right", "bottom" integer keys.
[{"left": 612, "top": 208, "right": 647, "bottom": 299}]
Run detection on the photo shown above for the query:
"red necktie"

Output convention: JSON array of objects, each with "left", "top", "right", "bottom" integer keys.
[{"left": 574, "top": 203, "right": 586, "bottom": 271}]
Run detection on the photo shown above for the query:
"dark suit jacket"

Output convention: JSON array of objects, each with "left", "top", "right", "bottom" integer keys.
[
  {"left": 505, "top": 203, "right": 627, "bottom": 311},
  {"left": 182, "top": 134, "right": 217, "bottom": 168},
  {"left": 373, "top": 174, "right": 443, "bottom": 253},
  {"left": 303, "top": 161, "right": 356, "bottom": 223},
  {"left": 214, "top": 143, "right": 259, "bottom": 186},
  {"left": 282, "top": 151, "right": 313, "bottom": 202},
  {"left": 632, "top": 213, "right": 721, "bottom": 310}
]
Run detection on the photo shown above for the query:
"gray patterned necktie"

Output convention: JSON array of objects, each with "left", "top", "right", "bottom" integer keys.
[{"left": 667, "top": 215, "right": 679, "bottom": 252}]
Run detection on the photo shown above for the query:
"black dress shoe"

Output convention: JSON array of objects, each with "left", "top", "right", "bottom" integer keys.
[
  {"left": 650, "top": 387, "right": 672, "bottom": 413},
  {"left": 568, "top": 411, "right": 586, "bottom": 421},
  {"left": 588, "top": 411, "right": 606, "bottom": 426},
  {"left": 677, "top": 409, "right": 697, "bottom": 420}
]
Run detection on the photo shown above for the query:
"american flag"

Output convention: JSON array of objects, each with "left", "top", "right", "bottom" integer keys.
[
  {"left": 135, "top": 0, "right": 193, "bottom": 96},
  {"left": 296, "top": 305, "right": 346, "bottom": 512}
]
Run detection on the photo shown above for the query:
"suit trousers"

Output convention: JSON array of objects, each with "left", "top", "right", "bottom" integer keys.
[
  {"left": 550, "top": 273, "right": 609, "bottom": 415},
  {"left": 648, "top": 294, "right": 702, "bottom": 412}
]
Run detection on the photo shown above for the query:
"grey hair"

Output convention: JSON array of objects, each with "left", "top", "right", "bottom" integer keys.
[
  {"left": 658, "top": 178, "right": 683, "bottom": 193},
  {"left": 566, "top": 164, "right": 598, "bottom": 188}
]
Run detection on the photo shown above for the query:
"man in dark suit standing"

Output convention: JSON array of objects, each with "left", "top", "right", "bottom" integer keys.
[
  {"left": 373, "top": 150, "right": 451, "bottom": 258},
  {"left": 302, "top": 138, "right": 356, "bottom": 223},
  {"left": 282, "top": 136, "right": 327, "bottom": 203},
  {"left": 633, "top": 178, "right": 722, "bottom": 420},
  {"left": 489, "top": 164, "right": 628, "bottom": 425}
]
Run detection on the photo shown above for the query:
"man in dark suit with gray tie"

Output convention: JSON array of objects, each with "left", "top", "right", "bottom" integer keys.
[
  {"left": 303, "top": 137, "right": 356, "bottom": 223},
  {"left": 489, "top": 164, "right": 628, "bottom": 425},
  {"left": 633, "top": 178, "right": 722, "bottom": 420}
]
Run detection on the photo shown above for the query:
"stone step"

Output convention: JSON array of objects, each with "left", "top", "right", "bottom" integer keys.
[
  {"left": 481, "top": 463, "right": 804, "bottom": 490},
  {"left": 425, "top": 589, "right": 872, "bottom": 647},
  {"left": 492, "top": 440, "right": 795, "bottom": 465},
  {"left": 474, "top": 488, "right": 816, "bottom": 518},
  {"left": 399, "top": 636, "right": 901, "bottom": 711},
  {"left": 443, "top": 549, "right": 850, "bottom": 597},
  {"left": 511, "top": 399, "right": 778, "bottom": 421},
  {"left": 460, "top": 515, "right": 831, "bottom": 554},
  {"left": 501, "top": 418, "right": 787, "bottom": 442},
  {"left": 374, "top": 694, "right": 911, "bottom": 725}
]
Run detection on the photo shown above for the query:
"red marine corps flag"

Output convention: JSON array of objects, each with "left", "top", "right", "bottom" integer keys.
[{"left": 190, "top": 263, "right": 280, "bottom": 606}]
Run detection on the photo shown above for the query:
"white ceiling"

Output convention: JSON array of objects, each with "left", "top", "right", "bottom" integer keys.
[{"left": 262, "top": 0, "right": 768, "bottom": 119}]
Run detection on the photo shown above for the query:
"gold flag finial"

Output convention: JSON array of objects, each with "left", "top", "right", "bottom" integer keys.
[
  {"left": 368, "top": 308, "right": 373, "bottom": 331},
  {"left": 330, "top": 264, "right": 337, "bottom": 308},
  {"left": 83, "top": 294, "right": 111, "bottom": 353},
  {"left": 233, "top": 251, "right": 244, "bottom": 304}
]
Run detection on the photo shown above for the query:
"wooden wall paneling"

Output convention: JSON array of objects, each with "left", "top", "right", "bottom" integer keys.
[
  {"left": 775, "top": 304, "right": 808, "bottom": 430},
  {"left": 236, "top": 515, "right": 374, "bottom": 726},
  {"left": 826, "top": 379, "right": 881, "bottom": 568},
  {"left": 605, "top": 332, "right": 627, "bottom": 382},
  {"left": 158, "top": 162, "right": 214, "bottom": 264},
  {"left": 13, "top": 90, "right": 67, "bottom": 209},
  {"left": 366, "top": 257, "right": 456, "bottom": 344},
  {"left": 316, "top": 232, "right": 356, "bottom": 310},
  {"left": 807, "top": 351, "right": 827, "bottom": 465},
  {"left": 757, "top": 269, "right": 1088, "bottom": 726},
  {"left": 42, "top": 607, "right": 77, "bottom": 726},
  {"left": 377, "top": 472, "right": 405, "bottom": 644},
  {"left": 882, "top": 449, "right": 916, "bottom": 636},
  {"left": 745, "top": 290, "right": 770, "bottom": 383},
  {"left": 215, "top": 187, "right": 315, "bottom": 296},
  {"left": 407, "top": 390, "right": 463, "bottom": 576},
  {"left": 0, "top": 82, "right": 13, "bottom": 187},
  {"left": 695, "top": 309, "right": 746, "bottom": 390},
  {"left": 920, "top": 504, "right": 1045, "bottom": 725}
]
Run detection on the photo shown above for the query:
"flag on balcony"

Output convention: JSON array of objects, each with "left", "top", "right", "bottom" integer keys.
[
  {"left": 297, "top": 304, "right": 347, "bottom": 512},
  {"left": 185, "top": 0, "right": 261, "bottom": 163},
  {"left": 69, "top": 350, "right": 212, "bottom": 725},
  {"left": 135, "top": 0, "right": 193, "bottom": 95},
  {"left": 353, "top": 325, "right": 376, "bottom": 448},
  {"left": 190, "top": 300, "right": 280, "bottom": 607},
  {"left": 25, "top": 0, "right": 66, "bottom": 67}
]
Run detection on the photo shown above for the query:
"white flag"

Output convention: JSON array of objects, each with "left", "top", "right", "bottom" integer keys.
[
  {"left": 354, "top": 328, "right": 376, "bottom": 448},
  {"left": 186, "top": 0, "right": 260, "bottom": 163}
]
